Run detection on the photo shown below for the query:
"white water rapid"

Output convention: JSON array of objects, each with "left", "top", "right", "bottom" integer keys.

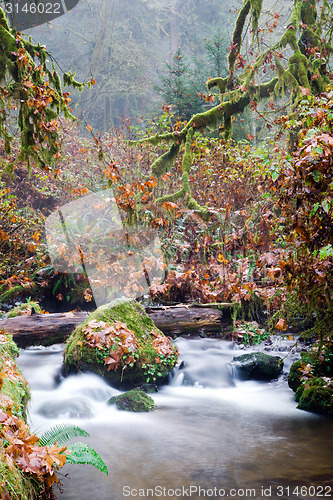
[{"left": 17, "top": 337, "right": 333, "bottom": 500}]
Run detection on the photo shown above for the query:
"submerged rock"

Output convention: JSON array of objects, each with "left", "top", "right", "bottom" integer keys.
[
  {"left": 232, "top": 351, "right": 283, "bottom": 381},
  {"left": 63, "top": 298, "right": 178, "bottom": 388},
  {"left": 108, "top": 389, "right": 155, "bottom": 412},
  {"left": 37, "top": 397, "right": 94, "bottom": 419}
]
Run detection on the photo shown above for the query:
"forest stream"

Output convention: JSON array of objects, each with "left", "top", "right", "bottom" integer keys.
[{"left": 17, "top": 337, "right": 333, "bottom": 500}]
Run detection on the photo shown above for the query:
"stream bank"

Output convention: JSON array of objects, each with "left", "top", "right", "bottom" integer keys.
[{"left": 0, "top": 332, "right": 43, "bottom": 500}]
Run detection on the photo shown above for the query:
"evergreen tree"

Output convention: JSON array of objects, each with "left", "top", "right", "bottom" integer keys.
[{"left": 155, "top": 48, "right": 204, "bottom": 121}]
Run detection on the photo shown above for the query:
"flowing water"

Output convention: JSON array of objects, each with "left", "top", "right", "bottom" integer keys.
[{"left": 17, "top": 337, "right": 333, "bottom": 500}]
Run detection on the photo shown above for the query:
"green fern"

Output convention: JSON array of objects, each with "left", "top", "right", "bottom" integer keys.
[
  {"left": 65, "top": 442, "right": 108, "bottom": 475},
  {"left": 38, "top": 424, "right": 108, "bottom": 475},
  {"left": 39, "top": 424, "right": 90, "bottom": 446}
]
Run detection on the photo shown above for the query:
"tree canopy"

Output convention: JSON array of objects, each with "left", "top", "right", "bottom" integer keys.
[{"left": 131, "top": 0, "right": 333, "bottom": 216}]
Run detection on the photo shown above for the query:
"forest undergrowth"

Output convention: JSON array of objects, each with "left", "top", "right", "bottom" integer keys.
[{"left": 1, "top": 82, "right": 332, "bottom": 344}]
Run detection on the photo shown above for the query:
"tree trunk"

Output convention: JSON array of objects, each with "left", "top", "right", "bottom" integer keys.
[
  {"left": 1, "top": 305, "right": 232, "bottom": 348},
  {"left": 169, "top": 0, "right": 179, "bottom": 62}
]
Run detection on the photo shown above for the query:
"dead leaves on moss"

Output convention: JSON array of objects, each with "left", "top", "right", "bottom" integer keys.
[
  {"left": 152, "top": 331, "right": 178, "bottom": 363},
  {"left": 82, "top": 319, "right": 178, "bottom": 372},
  {"left": 82, "top": 320, "right": 139, "bottom": 371},
  {"left": 0, "top": 408, "right": 66, "bottom": 489}
]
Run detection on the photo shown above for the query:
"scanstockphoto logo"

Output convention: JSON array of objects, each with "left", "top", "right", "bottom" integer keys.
[
  {"left": 0, "top": 0, "right": 80, "bottom": 30},
  {"left": 45, "top": 189, "right": 165, "bottom": 307}
]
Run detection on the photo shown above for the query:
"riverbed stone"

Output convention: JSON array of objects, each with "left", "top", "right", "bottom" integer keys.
[
  {"left": 232, "top": 351, "right": 283, "bottom": 380},
  {"left": 63, "top": 298, "right": 179, "bottom": 388},
  {"left": 108, "top": 388, "right": 155, "bottom": 412}
]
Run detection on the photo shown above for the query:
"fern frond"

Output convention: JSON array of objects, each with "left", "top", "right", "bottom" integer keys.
[
  {"left": 39, "top": 424, "right": 90, "bottom": 446},
  {"left": 65, "top": 442, "right": 108, "bottom": 475}
]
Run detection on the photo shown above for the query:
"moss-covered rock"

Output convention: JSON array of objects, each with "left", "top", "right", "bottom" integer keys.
[
  {"left": 295, "top": 377, "right": 333, "bottom": 415},
  {"left": 288, "top": 359, "right": 306, "bottom": 392},
  {"left": 288, "top": 339, "right": 333, "bottom": 415},
  {"left": 108, "top": 389, "right": 155, "bottom": 412},
  {"left": 232, "top": 351, "right": 283, "bottom": 381},
  {"left": 63, "top": 298, "right": 179, "bottom": 387}
]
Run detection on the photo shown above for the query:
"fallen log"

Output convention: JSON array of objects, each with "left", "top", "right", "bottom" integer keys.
[
  {"left": 146, "top": 305, "right": 231, "bottom": 337},
  {"left": 0, "top": 304, "right": 232, "bottom": 348},
  {"left": 0, "top": 312, "right": 89, "bottom": 348}
]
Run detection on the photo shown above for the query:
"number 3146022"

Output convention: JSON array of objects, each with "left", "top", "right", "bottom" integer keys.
[{"left": 4, "top": 2, "right": 61, "bottom": 15}]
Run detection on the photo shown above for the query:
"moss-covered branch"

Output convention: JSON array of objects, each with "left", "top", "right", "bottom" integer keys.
[
  {"left": 130, "top": 0, "right": 333, "bottom": 219},
  {"left": 227, "top": 0, "right": 251, "bottom": 88},
  {"left": 0, "top": 7, "right": 91, "bottom": 169}
]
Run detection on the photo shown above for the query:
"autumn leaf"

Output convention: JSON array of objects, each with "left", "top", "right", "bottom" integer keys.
[
  {"left": 163, "top": 201, "right": 179, "bottom": 211},
  {"left": 276, "top": 318, "right": 288, "bottom": 331}
]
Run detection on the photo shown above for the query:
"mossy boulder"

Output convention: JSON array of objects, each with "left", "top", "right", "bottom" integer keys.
[
  {"left": 295, "top": 377, "right": 333, "bottom": 415},
  {"left": 287, "top": 347, "right": 323, "bottom": 391},
  {"left": 232, "top": 351, "right": 283, "bottom": 381},
  {"left": 63, "top": 298, "right": 179, "bottom": 388},
  {"left": 288, "top": 339, "right": 333, "bottom": 415},
  {"left": 108, "top": 389, "right": 155, "bottom": 412},
  {"left": 288, "top": 359, "right": 306, "bottom": 392}
]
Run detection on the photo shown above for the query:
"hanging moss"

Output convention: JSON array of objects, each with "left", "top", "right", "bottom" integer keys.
[
  {"left": 207, "top": 77, "right": 228, "bottom": 101},
  {"left": 151, "top": 142, "right": 180, "bottom": 177},
  {"left": 281, "top": 1, "right": 302, "bottom": 50},
  {"left": 227, "top": 0, "right": 251, "bottom": 87},
  {"left": 300, "top": 0, "right": 317, "bottom": 25},
  {"left": 249, "top": 0, "right": 263, "bottom": 44},
  {"left": 288, "top": 50, "right": 310, "bottom": 88},
  {"left": 0, "top": 7, "right": 89, "bottom": 168}
]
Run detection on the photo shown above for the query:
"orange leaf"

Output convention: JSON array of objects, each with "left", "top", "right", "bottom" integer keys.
[{"left": 276, "top": 318, "right": 288, "bottom": 331}]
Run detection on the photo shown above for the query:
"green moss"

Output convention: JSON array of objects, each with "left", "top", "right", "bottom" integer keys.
[
  {"left": 300, "top": 0, "right": 317, "bottom": 25},
  {"left": 227, "top": 0, "right": 251, "bottom": 84},
  {"left": 296, "top": 377, "right": 333, "bottom": 415},
  {"left": 0, "top": 462, "right": 38, "bottom": 500},
  {"left": 108, "top": 388, "right": 155, "bottom": 412},
  {"left": 289, "top": 340, "right": 333, "bottom": 414},
  {"left": 249, "top": 0, "right": 263, "bottom": 42},
  {"left": 63, "top": 298, "right": 178, "bottom": 387},
  {"left": 207, "top": 77, "right": 228, "bottom": 101},
  {"left": 281, "top": 0, "right": 301, "bottom": 50},
  {"left": 0, "top": 285, "right": 26, "bottom": 304},
  {"left": 151, "top": 142, "right": 180, "bottom": 177},
  {"left": 232, "top": 352, "right": 283, "bottom": 381},
  {"left": 289, "top": 50, "right": 310, "bottom": 88},
  {"left": 0, "top": 329, "right": 37, "bottom": 499},
  {"left": 0, "top": 332, "right": 30, "bottom": 421},
  {"left": 288, "top": 340, "right": 333, "bottom": 394},
  {"left": 7, "top": 300, "right": 42, "bottom": 318},
  {"left": 288, "top": 359, "right": 306, "bottom": 392}
]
